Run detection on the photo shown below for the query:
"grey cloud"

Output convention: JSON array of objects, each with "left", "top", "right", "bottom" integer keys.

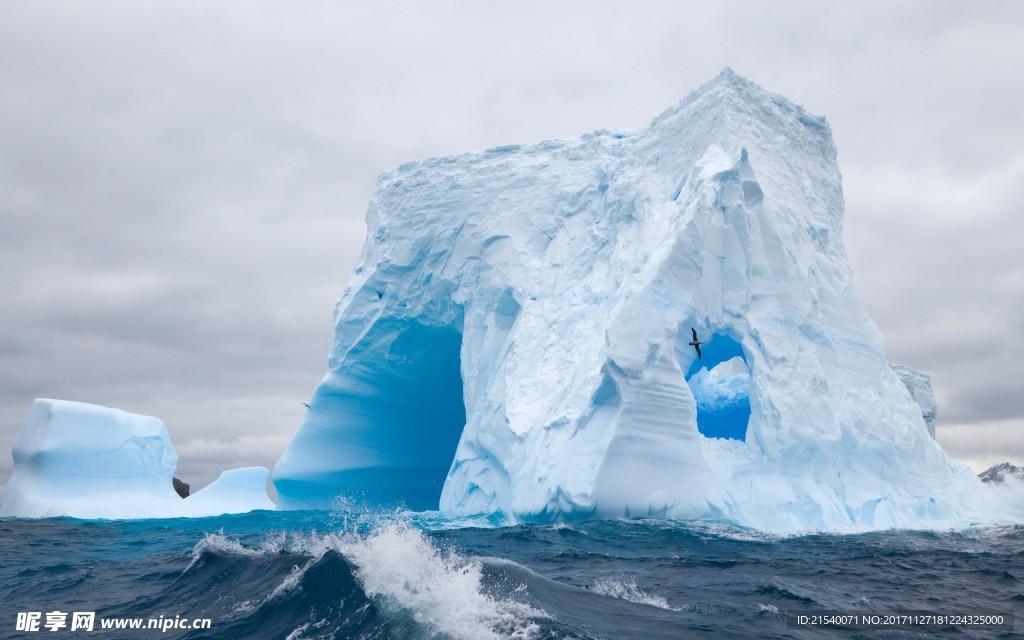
[
  {"left": 1, "top": 1, "right": 1022, "bottom": 490},
  {"left": 938, "top": 419, "right": 1024, "bottom": 473}
]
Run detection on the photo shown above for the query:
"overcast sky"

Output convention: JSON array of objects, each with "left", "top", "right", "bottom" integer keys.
[{"left": 1, "top": 1, "right": 1021, "bottom": 493}]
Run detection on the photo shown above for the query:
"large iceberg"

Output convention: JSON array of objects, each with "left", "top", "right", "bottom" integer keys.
[
  {"left": 1, "top": 399, "right": 273, "bottom": 519},
  {"left": 272, "top": 69, "right": 992, "bottom": 530}
]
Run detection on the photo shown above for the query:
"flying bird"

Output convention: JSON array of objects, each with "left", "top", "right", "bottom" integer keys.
[
  {"left": 688, "top": 328, "right": 703, "bottom": 359},
  {"left": 301, "top": 402, "right": 311, "bottom": 410}
]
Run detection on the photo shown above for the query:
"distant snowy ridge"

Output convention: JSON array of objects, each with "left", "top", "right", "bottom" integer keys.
[
  {"left": 979, "top": 463, "right": 1024, "bottom": 484},
  {"left": 0, "top": 398, "right": 272, "bottom": 519},
  {"left": 270, "top": 69, "right": 1015, "bottom": 530}
]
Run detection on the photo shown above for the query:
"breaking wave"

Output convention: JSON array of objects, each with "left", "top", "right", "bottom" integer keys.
[{"left": 166, "top": 522, "right": 549, "bottom": 639}]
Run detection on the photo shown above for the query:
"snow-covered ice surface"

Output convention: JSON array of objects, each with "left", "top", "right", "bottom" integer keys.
[
  {"left": 272, "top": 68, "right": 1020, "bottom": 530},
  {"left": 1, "top": 399, "right": 273, "bottom": 519}
]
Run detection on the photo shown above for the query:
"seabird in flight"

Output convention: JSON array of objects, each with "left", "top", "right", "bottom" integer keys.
[
  {"left": 688, "top": 328, "right": 703, "bottom": 359},
  {"left": 301, "top": 402, "right": 311, "bottom": 410}
]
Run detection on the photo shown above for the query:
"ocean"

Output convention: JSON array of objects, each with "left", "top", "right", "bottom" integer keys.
[{"left": 1, "top": 511, "right": 1020, "bottom": 639}]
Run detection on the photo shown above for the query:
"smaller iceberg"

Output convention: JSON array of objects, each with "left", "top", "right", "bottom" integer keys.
[
  {"left": 0, "top": 399, "right": 273, "bottom": 519},
  {"left": 177, "top": 467, "right": 275, "bottom": 517}
]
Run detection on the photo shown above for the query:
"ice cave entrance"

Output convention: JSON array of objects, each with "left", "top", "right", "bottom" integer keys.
[
  {"left": 683, "top": 334, "right": 751, "bottom": 441},
  {"left": 383, "top": 322, "right": 466, "bottom": 510},
  {"left": 320, "top": 320, "right": 466, "bottom": 512}
]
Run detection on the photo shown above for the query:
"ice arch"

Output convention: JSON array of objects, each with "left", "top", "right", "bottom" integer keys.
[
  {"left": 683, "top": 334, "right": 751, "bottom": 441},
  {"left": 273, "top": 319, "right": 465, "bottom": 511}
]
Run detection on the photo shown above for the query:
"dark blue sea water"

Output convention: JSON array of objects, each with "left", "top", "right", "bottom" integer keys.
[{"left": 1, "top": 511, "right": 1021, "bottom": 639}]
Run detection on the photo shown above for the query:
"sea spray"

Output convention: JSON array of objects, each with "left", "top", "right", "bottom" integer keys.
[
  {"left": 183, "top": 514, "right": 548, "bottom": 639},
  {"left": 340, "top": 521, "right": 545, "bottom": 640}
]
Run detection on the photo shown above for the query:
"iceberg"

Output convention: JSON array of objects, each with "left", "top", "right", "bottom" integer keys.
[
  {"left": 272, "top": 69, "right": 998, "bottom": 530},
  {"left": 1, "top": 399, "right": 181, "bottom": 519},
  {"left": 1, "top": 399, "right": 272, "bottom": 519},
  {"left": 176, "top": 467, "right": 275, "bottom": 517}
]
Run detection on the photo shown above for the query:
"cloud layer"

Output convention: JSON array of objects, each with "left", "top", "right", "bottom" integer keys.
[{"left": 1, "top": 1, "right": 1021, "bottom": 490}]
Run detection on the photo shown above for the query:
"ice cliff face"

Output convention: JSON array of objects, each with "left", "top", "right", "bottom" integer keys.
[
  {"left": 890, "top": 363, "right": 937, "bottom": 438},
  {"left": 273, "top": 69, "right": 982, "bottom": 530}
]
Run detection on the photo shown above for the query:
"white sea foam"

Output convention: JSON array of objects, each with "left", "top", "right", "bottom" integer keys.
[
  {"left": 340, "top": 522, "right": 545, "bottom": 640},
  {"left": 692, "top": 520, "right": 773, "bottom": 540},
  {"left": 284, "top": 620, "right": 330, "bottom": 640},
  {"left": 230, "top": 599, "right": 256, "bottom": 615},
  {"left": 185, "top": 531, "right": 267, "bottom": 571},
  {"left": 264, "top": 563, "right": 305, "bottom": 603},
  {"left": 591, "top": 578, "right": 681, "bottom": 611},
  {"left": 189, "top": 520, "right": 547, "bottom": 639}
]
